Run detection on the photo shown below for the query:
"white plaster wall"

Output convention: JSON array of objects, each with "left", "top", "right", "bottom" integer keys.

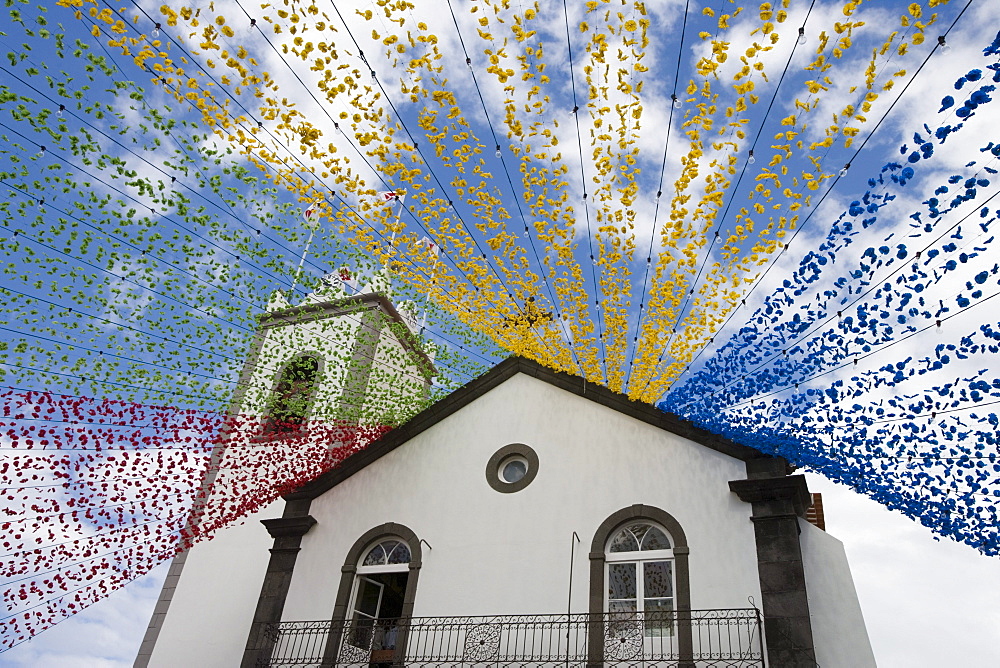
[
  {"left": 799, "top": 519, "right": 877, "bottom": 667},
  {"left": 361, "top": 325, "right": 429, "bottom": 425},
  {"left": 282, "top": 372, "right": 763, "bottom": 623},
  {"left": 146, "top": 501, "right": 279, "bottom": 668}
]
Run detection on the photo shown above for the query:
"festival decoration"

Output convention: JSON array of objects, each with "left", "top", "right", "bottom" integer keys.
[{"left": 0, "top": 0, "right": 998, "bottom": 650}]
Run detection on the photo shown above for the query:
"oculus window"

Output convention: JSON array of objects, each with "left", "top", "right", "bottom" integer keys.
[{"left": 485, "top": 443, "right": 539, "bottom": 493}]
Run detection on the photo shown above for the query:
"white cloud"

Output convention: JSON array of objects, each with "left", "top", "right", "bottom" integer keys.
[
  {"left": 0, "top": 563, "right": 168, "bottom": 668},
  {"left": 805, "top": 473, "right": 1000, "bottom": 666}
]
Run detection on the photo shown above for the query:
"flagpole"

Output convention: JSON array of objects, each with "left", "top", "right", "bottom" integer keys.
[
  {"left": 290, "top": 201, "right": 321, "bottom": 298},
  {"left": 288, "top": 226, "right": 316, "bottom": 296},
  {"left": 386, "top": 192, "right": 405, "bottom": 267}
]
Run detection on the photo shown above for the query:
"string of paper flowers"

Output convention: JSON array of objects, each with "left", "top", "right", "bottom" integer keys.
[{"left": 1, "top": 0, "right": 998, "bottom": 650}]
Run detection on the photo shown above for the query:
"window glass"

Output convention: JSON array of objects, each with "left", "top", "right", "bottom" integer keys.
[
  {"left": 643, "top": 561, "right": 673, "bottom": 599},
  {"left": 608, "top": 527, "right": 640, "bottom": 553},
  {"left": 608, "top": 562, "right": 637, "bottom": 600},
  {"left": 355, "top": 578, "right": 383, "bottom": 619},
  {"left": 501, "top": 459, "right": 527, "bottom": 483},
  {"left": 609, "top": 523, "right": 673, "bottom": 553},
  {"left": 643, "top": 598, "right": 674, "bottom": 637},
  {"left": 640, "top": 526, "right": 671, "bottom": 550},
  {"left": 362, "top": 539, "right": 411, "bottom": 567},
  {"left": 605, "top": 522, "right": 675, "bottom": 637},
  {"left": 363, "top": 543, "right": 387, "bottom": 566},
  {"left": 608, "top": 599, "right": 638, "bottom": 615},
  {"left": 387, "top": 541, "right": 411, "bottom": 564}
]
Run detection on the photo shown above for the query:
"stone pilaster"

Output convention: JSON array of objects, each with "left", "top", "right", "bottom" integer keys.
[
  {"left": 241, "top": 510, "right": 317, "bottom": 668},
  {"left": 730, "top": 457, "right": 817, "bottom": 667}
]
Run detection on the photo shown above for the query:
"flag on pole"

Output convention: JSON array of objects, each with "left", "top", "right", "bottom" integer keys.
[
  {"left": 378, "top": 191, "right": 405, "bottom": 248},
  {"left": 415, "top": 236, "right": 440, "bottom": 261},
  {"left": 290, "top": 202, "right": 321, "bottom": 295},
  {"left": 303, "top": 201, "right": 322, "bottom": 229},
  {"left": 337, "top": 266, "right": 359, "bottom": 292}
]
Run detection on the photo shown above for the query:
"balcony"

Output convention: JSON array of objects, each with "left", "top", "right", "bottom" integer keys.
[{"left": 248, "top": 609, "right": 764, "bottom": 667}]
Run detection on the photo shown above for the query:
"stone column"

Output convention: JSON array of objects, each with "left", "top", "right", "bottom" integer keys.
[{"left": 729, "top": 457, "right": 817, "bottom": 667}]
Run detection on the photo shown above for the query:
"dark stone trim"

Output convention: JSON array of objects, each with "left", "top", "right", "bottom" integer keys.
[
  {"left": 729, "top": 468, "right": 817, "bottom": 667},
  {"left": 240, "top": 505, "right": 317, "bottom": 668},
  {"left": 321, "top": 523, "right": 423, "bottom": 667},
  {"left": 728, "top": 475, "right": 811, "bottom": 517},
  {"left": 485, "top": 443, "right": 539, "bottom": 493},
  {"left": 133, "top": 551, "right": 188, "bottom": 668},
  {"left": 260, "top": 293, "right": 434, "bottom": 380},
  {"left": 290, "top": 357, "right": 764, "bottom": 501},
  {"left": 586, "top": 505, "right": 692, "bottom": 667},
  {"left": 262, "top": 515, "right": 317, "bottom": 539}
]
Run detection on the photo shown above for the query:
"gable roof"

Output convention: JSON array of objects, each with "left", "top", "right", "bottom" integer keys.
[{"left": 287, "top": 356, "right": 766, "bottom": 501}]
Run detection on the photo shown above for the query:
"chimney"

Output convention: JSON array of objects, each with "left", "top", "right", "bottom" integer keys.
[{"left": 805, "top": 493, "right": 826, "bottom": 531}]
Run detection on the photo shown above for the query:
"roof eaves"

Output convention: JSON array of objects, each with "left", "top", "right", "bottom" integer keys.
[{"left": 287, "top": 356, "right": 764, "bottom": 500}]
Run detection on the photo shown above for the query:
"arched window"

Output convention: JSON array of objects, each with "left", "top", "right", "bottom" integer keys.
[
  {"left": 588, "top": 505, "right": 692, "bottom": 663},
  {"left": 325, "top": 523, "right": 423, "bottom": 667},
  {"left": 606, "top": 523, "right": 675, "bottom": 635},
  {"left": 344, "top": 539, "right": 412, "bottom": 661},
  {"left": 263, "top": 355, "right": 320, "bottom": 435}
]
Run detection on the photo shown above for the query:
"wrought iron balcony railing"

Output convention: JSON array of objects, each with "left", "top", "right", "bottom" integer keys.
[{"left": 248, "top": 609, "right": 764, "bottom": 667}]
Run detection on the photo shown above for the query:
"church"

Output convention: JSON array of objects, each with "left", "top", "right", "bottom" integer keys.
[{"left": 133, "top": 277, "right": 875, "bottom": 667}]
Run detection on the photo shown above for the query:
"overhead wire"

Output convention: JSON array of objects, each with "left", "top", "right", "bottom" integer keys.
[
  {"left": 636, "top": 2, "right": 933, "bottom": 400},
  {"left": 0, "top": 116, "right": 495, "bottom": 390},
  {"left": 231, "top": 0, "right": 561, "bottom": 358},
  {"left": 664, "top": 9, "right": 983, "bottom": 396},
  {"left": 111, "top": 2, "right": 559, "bottom": 368},
  {"left": 622, "top": 0, "right": 691, "bottom": 390},
  {"left": 640, "top": 2, "right": 815, "bottom": 385},
  {"left": 690, "top": 185, "right": 1000, "bottom": 411},
  {"left": 0, "top": 62, "right": 297, "bottom": 294},
  {"left": 441, "top": 0, "right": 583, "bottom": 374},
  {"left": 560, "top": 0, "right": 608, "bottom": 383}
]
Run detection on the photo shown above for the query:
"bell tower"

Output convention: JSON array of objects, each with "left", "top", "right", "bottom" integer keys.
[
  {"left": 231, "top": 268, "right": 435, "bottom": 433},
  {"left": 134, "top": 269, "right": 435, "bottom": 667}
]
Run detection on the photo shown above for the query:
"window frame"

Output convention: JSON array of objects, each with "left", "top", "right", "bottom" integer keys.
[
  {"left": 323, "top": 523, "right": 423, "bottom": 666},
  {"left": 587, "top": 505, "right": 692, "bottom": 663},
  {"left": 604, "top": 523, "right": 677, "bottom": 636},
  {"left": 485, "top": 443, "right": 539, "bottom": 493}
]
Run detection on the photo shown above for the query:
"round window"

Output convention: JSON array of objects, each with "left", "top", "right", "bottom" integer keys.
[{"left": 486, "top": 443, "right": 538, "bottom": 493}]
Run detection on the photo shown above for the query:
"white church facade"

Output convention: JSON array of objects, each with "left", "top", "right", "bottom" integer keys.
[{"left": 135, "top": 284, "right": 875, "bottom": 667}]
